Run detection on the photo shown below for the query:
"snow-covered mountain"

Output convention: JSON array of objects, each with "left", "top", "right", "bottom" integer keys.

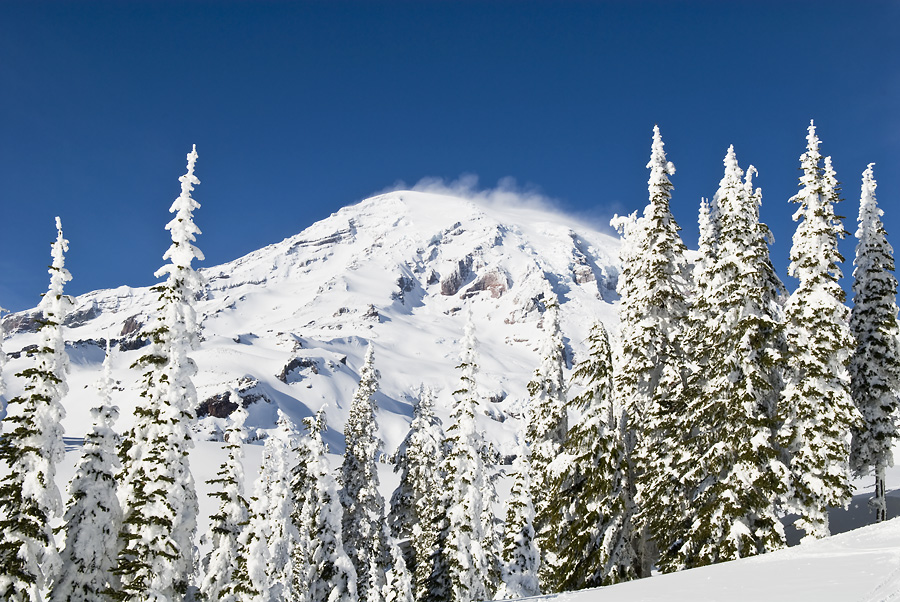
[{"left": 2, "top": 190, "right": 621, "bottom": 457}]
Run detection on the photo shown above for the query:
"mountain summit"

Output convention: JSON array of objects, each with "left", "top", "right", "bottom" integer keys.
[{"left": 2, "top": 190, "right": 621, "bottom": 455}]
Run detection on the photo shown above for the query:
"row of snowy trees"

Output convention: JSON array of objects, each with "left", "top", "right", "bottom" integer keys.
[
  {"left": 0, "top": 147, "right": 207, "bottom": 602},
  {"left": 608, "top": 122, "right": 900, "bottom": 576}
]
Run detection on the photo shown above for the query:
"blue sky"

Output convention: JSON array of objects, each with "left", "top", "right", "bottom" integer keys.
[{"left": 1, "top": 1, "right": 898, "bottom": 312}]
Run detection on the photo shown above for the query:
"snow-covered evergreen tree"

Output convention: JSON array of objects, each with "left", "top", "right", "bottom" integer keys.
[
  {"left": 544, "top": 322, "right": 635, "bottom": 589},
  {"left": 115, "top": 145, "right": 206, "bottom": 600},
  {"left": 480, "top": 448, "right": 503, "bottom": 597},
  {"left": 778, "top": 122, "right": 860, "bottom": 540},
  {"left": 849, "top": 163, "right": 900, "bottom": 523},
  {"left": 293, "top": 408, "right": 358, "bottom": 602},
  {"left": 0, "top": 217, "right": 72, "bottom": 602},
  {"left": 51, "top": 343, "right": 121, "bottom": 602},
  {"left": 261, "top": 410, "right": 300, "bottom": 602},
  {"left": 440, "top": 310, "right": 493, "bottom": 602},
  {"left": 674, "top": 147, "right": 789, "bottom": 568},
  {"left": 525, "top": 283, "right": 568, "bottom": 586},
  {"left": 612, "top": 126, "right": 691, "bottom": 576},
  {"left": 495, "top": 438, "right": 540, "bottom": 600},
  {"left": 237, "top": 412, "right": 300, "bottom": 602},
  {"left": 694, "top": 196, "right": 719, "bottom": 303},
  {"left": 200, "top": 399, "right": 250, "bottom": 602},
  {"left": 340, "top": 344, "right": 389, "bottom": 602},
  {"left": 388, "top": 385, "right": 445, "bottom": 596},
  {"left": 382, "top": 535, "right": 413, "bottom": 602},
  {"left": 525, "top": 284, "right": 568, "bottom": 494}
]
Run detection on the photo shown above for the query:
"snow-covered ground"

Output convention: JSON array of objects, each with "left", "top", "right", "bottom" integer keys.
[{"left": 542, "top": 516, "right": 900, "bottom": 601}]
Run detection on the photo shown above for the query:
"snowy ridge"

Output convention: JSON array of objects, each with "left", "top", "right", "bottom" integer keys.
[{"left": 2, "top": 190, "right": 621, "bottom": 457}]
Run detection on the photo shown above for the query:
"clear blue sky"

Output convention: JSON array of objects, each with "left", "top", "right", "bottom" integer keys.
[{"left": 1, "top": 1, "right": 898, "bottom": 312}]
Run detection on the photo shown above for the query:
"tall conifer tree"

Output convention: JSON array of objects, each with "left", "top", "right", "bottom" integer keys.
[
  {"left": 440, "top": 309, "right": 492, "bottom": 602},
  {"left": 675, "top": 148, "right": 788, "bottom": 568},
  {"left": 0, "top": 217, "right": 71, "bottom": 602},
  {"left": 239, "top": 410, "right": 299, "bottom": 602},
  {"left": 200, "top": 399, "right": 250, "bottom": 602},
  {"left": 341, "top": 345, "right": 389, "bottom": 602},
  {"left": 525, "top": 283, "right": 567, "bottom": 588},
  {"left": 496, "top": 438, "right": 540, "bottom": 600},
  {"left": 544, "top": 322, "right": 636, "bottom": 588},
  {"left": 294, "top": 408, "right": 359, "bottom": 602},
  {"left": 849, "top": 164, "right": 900, "bottom": 523},
  {"left": 778, "top": 122, "right": 859, "bottom": 540},
  {"left": 388, "top": 385, "right": 445, "bottom": 597},
  {"left": 612, "top": 126, "right": 690, "bottom": 575},
  {"left": 115, "top": 146, "right": 206, "bottom": 599},
  {"left": 51, "top": 343, "right": 121, "bottom": 602}
]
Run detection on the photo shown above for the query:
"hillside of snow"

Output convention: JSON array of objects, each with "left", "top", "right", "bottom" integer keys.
[
  {"left": 542, "top": 516, "right": 900, "bottom": 602},
  {"left": 2, "top": 190, "right": 621, "bottom": 458}
]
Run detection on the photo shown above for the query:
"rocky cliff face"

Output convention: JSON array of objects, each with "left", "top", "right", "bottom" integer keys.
[{"left": 1, "top": 190, "right": 621, "bottom": 456}]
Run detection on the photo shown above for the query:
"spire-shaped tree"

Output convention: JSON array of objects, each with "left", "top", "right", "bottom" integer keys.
[
  {"left": 0, "top": 217, "right": 72, "bottom": 602},
  {"left": 674, "top": 147, "right": 788, "bottom": 568},
  {"left": 544, "top": 322, "right": 636, "bottom": 589},
  {"left": 238, "top": 410, "right": 299, "bottom": 602},
  {"left": 849, "top": 163, "right": 900, "bottom": 524},
  {"left": 262, "top": 410, "right": 301, "bottom": 602},
  {"left": 115, "top": 145, "right": 206, "bottom": 599},
  {"left": 526, "top": 282, "right": 568, "bottom": 503},
  {"left": 778, "top": 122, "right": 859, "bottom": 540},
  {"left": 388, "top": 385, "right": 445, "bottom": 596},
  {"left": 51, "top": 343, "right": 121, "bottom": 602},
  {"left": 440, "top": 309, "right": 493, "bottom": 602},
  {"left": 200, "top": 399, "right": 250, "bottom": 602},
  {"left": 382, "top": 535, "right": 414, "bottom": 602},
  {"left": 694, "top": 196, "right": 719, "bottom": 306},
  {"left": 612, "top": 126, "right": 690, "bottom": 576},
  {"left": 496, "top": 437, "right": 540, "bottom": 600},
  {"left": 294, "top": 408, "right": 359, "bottom": 602},
  {"left": 341, "top": 344, "right": 389, "bottom": 602}
]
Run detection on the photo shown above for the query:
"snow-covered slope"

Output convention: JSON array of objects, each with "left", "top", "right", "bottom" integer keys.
[
  {"left": 545, "top": 516, "right": 900, "bottom": 602},
  {"left": 2, "top": 190, "right": 620, "bottom": 457}
]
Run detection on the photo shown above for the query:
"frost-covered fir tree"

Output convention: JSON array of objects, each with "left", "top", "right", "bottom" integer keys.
[
  {"left": 388, "top": 385, "right": 445, "bottom": 597},
  {"left": 235, "top": 411, "right": 300, "bottom": 602},
  {"left": 340, "top": 344, "right": 389, "bottom": 602},
  {"left": 674, "top": 147, "right": 788, "bottom": 569},
  {"left": 115, "top": 146, "right": 206, "bottom": 600},
  {"left": 382, "top": 535, "right": 414, "bottom": 602},
  {"left": 0, "top": 217, "right": 71, "bottom": 602},
  {"left": 611, "top": 126, "right": 690, "bottom": 576},
  {"left": 259, "top": 410, "right": 300, "bottom": 602},
  {"left": 439, "top": 310, "right": 493, "bottom": 602},
  {"left": 292, "top": 408, "right": 358, "bottom": 602},
  {"left": 200, "top": 399, "right": 250, "bottom": 602},
  {"left": 778, "top": 122, "right": 859, "bottom": 540},
  {"left": 51, "top": 343, "right": 121, "bottom": 602},
  {"left": 544, "top": 322, "right": 636, "bottom": 589},
  {"left": 480, "top": 446, "right": 503, "bottom": 597},
  {"left": 525, "top": 283, "right": 568, "bottom": 505},
  {"left": 525, "top": 283, "right": 568, "bottom": 588},
  {"left": 693, "top": 196, "right": 719, "bottom": 305},
  {"left": 849, "top": 164, "right": 900, "bottom": 524},
  {"left": 495, "top": 438, "right": 540, "bottom": 600}
]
